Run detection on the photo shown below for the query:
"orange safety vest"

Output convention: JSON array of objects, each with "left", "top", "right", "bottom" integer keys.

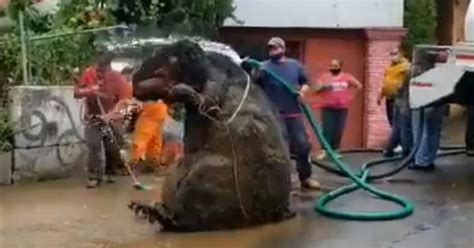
[{"left": 131, "top": 101, "right": 170, "bottom": 166}]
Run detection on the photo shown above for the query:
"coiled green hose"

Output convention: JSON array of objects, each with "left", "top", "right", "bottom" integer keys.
[{"left": 245, "top": 59, "right": 414, "bottom": 221}]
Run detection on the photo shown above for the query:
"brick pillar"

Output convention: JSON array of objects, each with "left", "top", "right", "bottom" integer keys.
[{"left": 363, "top": 28, "right": 406, "bottom": 148}]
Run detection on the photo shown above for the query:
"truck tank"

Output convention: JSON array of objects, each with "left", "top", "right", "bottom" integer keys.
[{"left": 409, "top": 0, "right": 474, "bottom": 108}]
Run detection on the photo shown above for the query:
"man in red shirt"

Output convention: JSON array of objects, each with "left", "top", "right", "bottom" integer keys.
[{"left": 74, "top": 54, "right": 132, "bottom": 188}]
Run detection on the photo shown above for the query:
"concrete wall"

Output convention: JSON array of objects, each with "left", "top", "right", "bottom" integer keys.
[
  {"left": 225, "top": 0, "right": 404, "bottom": 28},
  {"left": 9, "top": 86, "right": 87, "bottom": 183},
  {"left": 0, "top": 151, "right": 12, "bottom": 184}
]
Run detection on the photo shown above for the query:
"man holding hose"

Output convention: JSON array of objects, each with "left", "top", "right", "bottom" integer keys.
[{"left": 253, "top": 37, "right": 320, "bottom": 190}]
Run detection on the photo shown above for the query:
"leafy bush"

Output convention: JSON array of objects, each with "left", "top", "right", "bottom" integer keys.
[
  {"left": 0, "top": 29, "right": 98, "bottom": 86},
  {"left": 0, "top": 0, "right": 112, "bottom": 86},
  {"left": 403, "top": 0, "right": 438, "bottom": 55},
  {"left": 0, "top": 0, "right": 236, "bottom": 87},
  {"left": 110, "top": 0, "right": 237, "bottom": 38},
  {"left": 0, "top": 109, "right": 13, "bottom": 152}
]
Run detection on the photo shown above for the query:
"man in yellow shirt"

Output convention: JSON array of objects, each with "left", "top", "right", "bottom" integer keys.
[
  {"left": 377, "top": 48, "right": 411, "bottom": 126},
  {"left": 377, "top": 49, "right": 412, "bottom": 157}
]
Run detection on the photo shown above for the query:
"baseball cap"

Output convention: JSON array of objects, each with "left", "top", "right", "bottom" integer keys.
[{"left": 267, "top": 37, "right": 286, "bottom": 49}]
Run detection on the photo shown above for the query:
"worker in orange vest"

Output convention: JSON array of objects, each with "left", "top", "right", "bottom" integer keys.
[{"left": 120, "top": 67, "right": 182, "bottom": 170}]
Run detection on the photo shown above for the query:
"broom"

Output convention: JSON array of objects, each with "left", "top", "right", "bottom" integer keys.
[{"left": 96, "top": 96, "right": 151, "bottom": 191}]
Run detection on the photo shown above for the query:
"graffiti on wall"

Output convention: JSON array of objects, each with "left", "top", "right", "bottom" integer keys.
[
  {"left": 18, "top": 94, "right": 84, "bottom": 164},
  {"left": 11, "top": 86, "right": 87, "bottom": 181}
]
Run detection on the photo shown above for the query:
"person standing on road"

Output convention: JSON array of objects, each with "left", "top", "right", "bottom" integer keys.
[
  {"left": 409, "top": 52, "right": 447, "bottom": 171},
  {"left": 74, "top": 54, "right": 132, "bottom": 188},
  {"left": 378, "top": 49, "right": 412, "bottom": 157},
  {"left": 378, "top": 49, "right": 410, "bottom": 127},
  {"left": 315, "top": 59, "right": 362, "bottom": 160},
  {"left": 385, "top": 65, "right": 413, "bottom": 158},
  {"left": 254, "top": 37, "right": 320, "bottom": 190},
  {"left": 410, "top": 104, "right": 444, "bottom": 171}
]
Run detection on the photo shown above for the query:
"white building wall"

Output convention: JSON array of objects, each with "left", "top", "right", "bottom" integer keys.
[{"left": 224, "top": 0, "right": 404, "bottom": 28}]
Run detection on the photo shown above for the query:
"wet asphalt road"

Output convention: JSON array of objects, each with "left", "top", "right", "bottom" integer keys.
[{"left": 1, "top": 152, "right": 474, "bottom": 248}]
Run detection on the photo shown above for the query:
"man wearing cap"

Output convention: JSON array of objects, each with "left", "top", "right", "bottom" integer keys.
[{"left": 254, "top": 37, "right": 320, "bottom": 190}]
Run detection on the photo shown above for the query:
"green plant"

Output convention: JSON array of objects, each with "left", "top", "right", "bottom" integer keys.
[
  {"left": 0, "top": 32, "right": 21, "bottom": 85},
  {"left": 403, "top": 0, "right": 438, "bottom": 55},
  {"left": 54, "top": 0, "right": 115, "bottom": 30},
  {"left": 0, "top": 29, "right": 97, "bottom": 85},
  {"left": 0, "top": 0, "right": 236, "bottom": 87},
  {"left": 0, "top": 109, "right": 13, "bottom": 152},
  {"left": 111, "top": 0, "right": 236, "bottom": 38},
  {"left": 0, "top": 0, "right": 111, "bottom": 86},
  {"left": 28, "top": 34, "right": 96, "bottom": 85}
]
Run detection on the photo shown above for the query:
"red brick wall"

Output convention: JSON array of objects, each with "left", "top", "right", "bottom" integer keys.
[
  {"left": 363, "top": 28, "right": 406, "bottom": 148},
  {"left": 219, "top": 28, "right": 366, "bottom": 150},
  {"left": 220, "top": 27, "right": 407, "bottom": 149},
  {"left": 303, "top": 34, "right": 366, "bottom": 150}
]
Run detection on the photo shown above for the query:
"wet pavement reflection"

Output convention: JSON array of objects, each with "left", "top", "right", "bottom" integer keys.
[{"left": 1, "top": 153, "right": 474, "bottom": 248}]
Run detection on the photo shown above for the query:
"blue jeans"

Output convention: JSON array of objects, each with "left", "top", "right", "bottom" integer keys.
[
  {"left": 283, "top": 117, "right": 312, "bottom": 182},
  {"left": 412, "top": 106, "right": 444, "bottom": 166},
  {"left": 387, "top": 105, "right": 412, "bottom": 155}
]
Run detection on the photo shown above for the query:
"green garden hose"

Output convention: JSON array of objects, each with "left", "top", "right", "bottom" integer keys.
[{"left": 245, "top": 59, "right": 414, "bottom": 221}]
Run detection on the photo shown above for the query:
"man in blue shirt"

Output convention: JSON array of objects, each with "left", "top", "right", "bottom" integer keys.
[{"left": 255, "top": 37, "right": 320, "bottom": 190}]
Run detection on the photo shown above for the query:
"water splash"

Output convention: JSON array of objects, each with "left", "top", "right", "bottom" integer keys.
[{"left": 103, "top": 36, "right": 243, "bottom": 66}]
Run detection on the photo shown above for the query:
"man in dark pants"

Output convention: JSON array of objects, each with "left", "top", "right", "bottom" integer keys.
[
  {"left": 377, "top": 49, "right": 411, "bottom": 156},
  {"left": 321, "top": 109, "right": 348, "bottom": 152},
  {"left": 74, "top": 54, "right": 131, "bottom": 188},
  {"left": 385, "top": 70, "right": 413, "bottom": 158},
  {"left": 254, "top": 37, "right": 320, "bottom": 190},
  {"left": 385, "top": 99, "right": 395, "bottom": 126}
]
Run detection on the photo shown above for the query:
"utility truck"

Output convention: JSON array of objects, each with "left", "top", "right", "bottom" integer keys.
[{"left": 410, "top": 2, "right": 474, "bottom": 108}]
